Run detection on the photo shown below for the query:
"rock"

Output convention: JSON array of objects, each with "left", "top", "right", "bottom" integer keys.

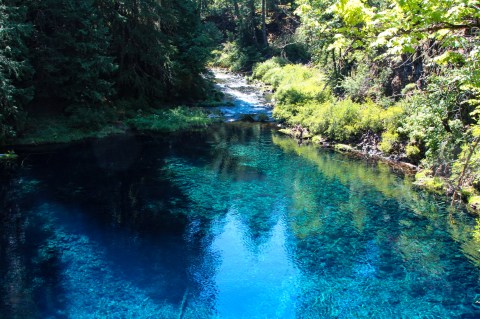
[{"left": 472, "top": 294, "right": 480, "bottom": 309}]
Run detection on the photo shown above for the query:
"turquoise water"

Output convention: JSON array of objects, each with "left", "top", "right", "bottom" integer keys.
[{"left": 1, "top": 123, "right": 480, "bottom": 318}]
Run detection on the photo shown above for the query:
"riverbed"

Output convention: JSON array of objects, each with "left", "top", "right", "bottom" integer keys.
[{"left": 1, "top": 72, "right": 480, "bottom": 318}]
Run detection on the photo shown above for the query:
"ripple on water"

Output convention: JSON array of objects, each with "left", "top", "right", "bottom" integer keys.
[
  {"left": 0, "top": 123, "right": 479, "bottom": 318},
  {"left": 210, "top": 69, "right": 273, "bottom": 122}
]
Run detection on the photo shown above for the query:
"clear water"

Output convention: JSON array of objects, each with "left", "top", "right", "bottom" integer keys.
[
  {"left": 1, "top": 123, "right": 480, "bottom": 318},
  {"left": 210, "top": 69, "right": 273, "bottom": 121}
]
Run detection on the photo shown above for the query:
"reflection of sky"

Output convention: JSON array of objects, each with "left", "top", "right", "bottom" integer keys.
[
  {"left": 207, "top": 208, "right": 298, "bottom": 318},
  {"left": 3, "top": 124, "right": 480, "bottom": 318}
]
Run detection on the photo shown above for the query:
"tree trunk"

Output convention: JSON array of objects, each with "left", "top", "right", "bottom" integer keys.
[
  {"left": 249, "top": 0, "right": 258, "bottom": 45},
  {"left": 261, "top": 0, "right": 268, "bottom": 47}
]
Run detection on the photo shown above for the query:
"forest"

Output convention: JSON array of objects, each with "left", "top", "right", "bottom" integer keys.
[
  {"left": 1, "top": 0, "right": 480, "bottom": 207},
  {"left": 3, "top": 1, "right": 480, "bottom": 317}
]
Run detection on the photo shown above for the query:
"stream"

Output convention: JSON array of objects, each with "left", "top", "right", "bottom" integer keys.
[
  {"left": 1, "top": 72, "right": 480, "bottom": 318},
  {"left": 210, "top": 69, "right": 273, "bottom": 121}
]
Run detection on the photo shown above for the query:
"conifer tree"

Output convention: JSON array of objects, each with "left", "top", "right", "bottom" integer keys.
[
  {"left": 0, "top": 0, "right": 33, "bottom": 143},
  {"left": 29, "top": 0, "right": 116, "bottom": 112}
]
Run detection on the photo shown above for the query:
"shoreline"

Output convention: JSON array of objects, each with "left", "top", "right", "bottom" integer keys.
[{"left": 276, "top": 126, "right": 480, "bottom": 214}]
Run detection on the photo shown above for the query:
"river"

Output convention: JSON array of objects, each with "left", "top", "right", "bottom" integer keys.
[{"left": 0, "top": 72, "right": 480, "bottom": 318}]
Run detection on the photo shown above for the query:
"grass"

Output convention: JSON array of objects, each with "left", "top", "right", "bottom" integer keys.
[
  {"left": 127, "top": 107, "right": 215, "bottom": 132},
  {"left": 13, "top": 106, "right": 217, "bottom": 145}
]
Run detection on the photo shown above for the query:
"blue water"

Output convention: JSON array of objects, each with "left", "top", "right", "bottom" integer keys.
[{"left": 1, "top": 123, "right": 480, "bottom": 318}]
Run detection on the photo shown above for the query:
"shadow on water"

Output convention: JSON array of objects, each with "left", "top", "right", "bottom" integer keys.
[
  {"left": 0, "top": 167, "right": 67, "bottom": 319},
  {"left": 1, "top": 123, "right": 480, "bottom": 318}
]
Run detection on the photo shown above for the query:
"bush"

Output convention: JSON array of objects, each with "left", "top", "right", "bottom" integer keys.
[
  {"left": 406, "top": 144, "right": 422, "bottom": 162},
  {"left": 340, "top": 62, "right": 393, "bottom": 103},
  {"left": 276, "top": 77, "right": 331, "bottom": 106},
  {"left": 67, "top": 105, "right": 116, "bottom": 130},
  {"left": 252, "top": 57, "right": 288, "bottom": 81},
  {"left": 255, "top": 60, "right": 408, "bottom": 144},
  {"left": 211, "top": 41, "right": 262, "bottom": 72},
  {"left": 274, "top": 98, "right": 387, "bottom": 141},
  {"left": 379, "top": 131, "right": 400, "bottom": 154},
  {"left": 253, "top": 62, "right": 332, "bottom": 108}
]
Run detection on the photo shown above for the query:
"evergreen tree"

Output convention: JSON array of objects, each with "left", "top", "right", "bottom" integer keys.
[
  {"left": 98, "top": 0, "right": 216, "bottom": 106},
  {"left": 29, "top": 0, "right": 116, "bottom": 113},
  {"left": 0, "top": 0, "right": 33, "bottom": 143}
]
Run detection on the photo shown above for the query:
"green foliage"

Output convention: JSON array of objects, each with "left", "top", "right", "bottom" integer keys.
[
  {"left": 275, "top": 77, "right": 330, "bottom": 105},
  {"left": 251, "top": 57, "right": 288, "bottom": 80},
  {"left": 469, "top": 196, "right": 480, "bottom": 212},
  {"left": 96, "top": 0, "right": 218, "bottom": 103},
  {"left": 127, "top": 107, "right": 215, "bottom": 132},
  {"left": 30, "top": 0, "right": 116, "bottom": 110},
  {"left": 253, "top": 61, "right": 332, "bottom": 105},
  {"left": 340, "top": 63, "right": 393, "bottom": 104},
  {"left": 414, "top": 170, "right": 446, "bottom": 194},
  {"left": 0, "top": 1, "right": 33, "bottom": 144},
  {"left": 451, "top": 137, "right": 480, "bottom": 191},
  {"left": 254, "top": 60, "right": 403, "bottom": 142},
  {"left": 274, "top": 98, "right": 388, "bottom": 141},
  {"left": 405, "top": 144, "right": 421, "bottom": 161},
  {"left": 379, "top": 131, "right": 400, "bottom": 154},
  {"left": 0, "top": 0, "right": 221, "bottom": 143},
  {"left": 66, "top": 106, "right": 117, "bottom": 130},
  {"left": 16, "top": 106, "right": 215, "bottom": 145},
  {"left": 212, "top": 41, "right": 262, "bottom": 71},
  {"left": 15, "top": 116, "right": 125, "bottom": 145},
  {"left": 399, "top": 72, "right": 472, "bottom": 173}
]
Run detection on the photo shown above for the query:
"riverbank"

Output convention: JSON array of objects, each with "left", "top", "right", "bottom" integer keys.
[
  {"left": 3, "top": 106, "right": 217, "bottom": 147},
  {"left": 246, "top": 58, "right": 480, "bottom": 214}
]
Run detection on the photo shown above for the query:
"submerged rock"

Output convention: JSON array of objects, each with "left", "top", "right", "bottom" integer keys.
[{"left": 472, "top": 294, "right": 480, "bottom": 309}]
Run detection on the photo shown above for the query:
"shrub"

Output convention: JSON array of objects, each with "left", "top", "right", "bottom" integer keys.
[
  {"left": 406, "top": 144, "right": 421, "bottom": 161},
  {"left": 379, "top": 131, "right": 400, "bottom": 154},
  {"left": 256, "top": 61, "right": 407, "bottom": 144},
  {"left": 276, "top": 77, "right": 331, "bottom": 106},
  {"left": 67, "top": 105, "right": 116, "bottom": 130},
  {"left": 340, "top": 62, "right": 393, "bottom": 103},
  {"left": 252, "top": 57, "right": 288, "bottom": 81},
  {"left": 211, "top": 41, "right": 262, "bottom": 72},
  {"left": 274, "top": 98, "right": 388, "bottom": 142}
]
